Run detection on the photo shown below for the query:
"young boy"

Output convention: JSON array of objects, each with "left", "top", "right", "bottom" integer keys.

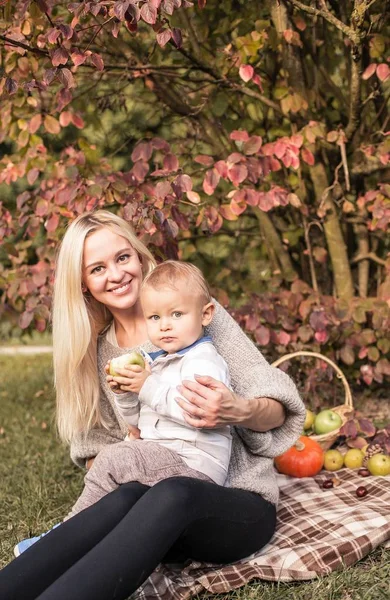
[{"left": 15, "top": 261, "right": 232, "bottom": 554}]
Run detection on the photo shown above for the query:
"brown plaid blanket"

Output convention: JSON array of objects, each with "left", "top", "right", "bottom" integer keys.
[{"left": 134, "top": 470, "right": 390, "bottom": 599}]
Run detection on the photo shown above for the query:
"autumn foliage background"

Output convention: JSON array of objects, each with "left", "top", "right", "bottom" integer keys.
[{"left": 0, "top": 0, "right": 389, "bottom": 402}]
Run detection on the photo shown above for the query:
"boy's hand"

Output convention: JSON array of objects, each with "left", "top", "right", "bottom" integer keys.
[{"left": 106, "top": 362, "right": 151, "bottom": 394}]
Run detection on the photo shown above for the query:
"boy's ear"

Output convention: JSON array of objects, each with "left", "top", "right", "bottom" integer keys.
[{"left": 201, "top": 302, "right": 215, "bottom": 327}]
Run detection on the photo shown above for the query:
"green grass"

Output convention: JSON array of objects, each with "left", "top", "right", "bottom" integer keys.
[{"left": 0, "top": 355, "right": 389, "bottom": 599}]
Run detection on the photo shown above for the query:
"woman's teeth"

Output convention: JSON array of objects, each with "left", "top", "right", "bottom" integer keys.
[{"left": 111, "top": 282, "right": 130, "bottom": 294}]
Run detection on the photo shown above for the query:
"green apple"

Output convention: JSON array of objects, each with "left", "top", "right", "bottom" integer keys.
[
  {"left": 304, "top": 409, "right": 315, "bottom": 431},
  {"left": 367, "top": 453, "right": 390, "bottom": 476},
  {"left": 344, "top": 448, "right": 364, "bottom": 469},
  {"left": 324, "top": 449, "right": 344, "bottom": 471},
  {"left": 109, "top": 352, "right": 145, "bottom": 376},
  {"left": 314, "top": 409, "right": 342, "bottom": 435}
]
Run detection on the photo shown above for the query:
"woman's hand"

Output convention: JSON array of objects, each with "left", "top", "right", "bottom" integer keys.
[
  {"left": 176, "top": 375, "right": 286, "bottom": 431},
  {"left": 176, "top": 375, "right": 252, "bottom": 429}
]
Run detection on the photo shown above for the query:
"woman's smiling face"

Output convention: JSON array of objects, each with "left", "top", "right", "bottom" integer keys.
[{"left": 82, "top": 227, "right": 143, "bottom": 314}]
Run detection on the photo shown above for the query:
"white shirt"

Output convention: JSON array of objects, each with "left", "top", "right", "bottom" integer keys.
[{"left": 113, "top": 337, "right": 232, "bottom": 485}]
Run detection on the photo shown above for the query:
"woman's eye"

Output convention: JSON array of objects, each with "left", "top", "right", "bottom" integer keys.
[
  {"left": 118, "top": 254, "right": 130, "bottom": 263},
  {"left": 150, "top": 315, "right": 159, "bottom": 321},
  {"left": 91, "top": 265, "right": 104, "bottom": 274},
  {"left": 173, "top": 311, "right": 182, "bottom": 318}
]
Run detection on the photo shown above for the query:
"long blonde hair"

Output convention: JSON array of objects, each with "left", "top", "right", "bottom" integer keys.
[{"left": 52, "top": 210, "right": 156, "bottom": 444}]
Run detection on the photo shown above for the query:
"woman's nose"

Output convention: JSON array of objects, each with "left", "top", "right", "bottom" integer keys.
[{"left": 107, "top": 263, "right": 124, "bottom": 281}]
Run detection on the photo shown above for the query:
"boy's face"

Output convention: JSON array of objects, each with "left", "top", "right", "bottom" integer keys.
[{"left": 141, "top": 282, "right": 214, "bottom": 354}]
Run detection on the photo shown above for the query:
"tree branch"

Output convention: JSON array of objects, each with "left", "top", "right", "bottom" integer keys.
[
  {"left": 285, "top": 0, "right": 360, "bottom": 43},
  {"left": 352, "top": 252, "right": 386, "bottom": 266},
  {"left": 0, "top": 35, "right": 49, "bottom": 57}
]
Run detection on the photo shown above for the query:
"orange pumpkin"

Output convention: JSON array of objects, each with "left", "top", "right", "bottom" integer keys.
[{"left": 274, "top": 436, "right": 324, "bottom": 478}]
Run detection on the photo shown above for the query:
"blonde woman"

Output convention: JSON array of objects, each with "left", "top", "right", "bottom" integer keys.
[{"left": 0, "top": 210, "right": 305, "bottom": 600}]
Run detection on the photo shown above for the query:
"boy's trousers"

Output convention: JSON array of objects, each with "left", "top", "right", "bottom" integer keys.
[{"left": 67, "top": 440, "right": 212, "bottom": 519}]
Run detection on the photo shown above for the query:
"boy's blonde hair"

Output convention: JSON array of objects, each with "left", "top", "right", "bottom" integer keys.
[
  {"left": 141, "top": 260, "right": 211, "bottom": 305},
  {"left": 53, "top": 210, "right": 156, "bottom": 444}
]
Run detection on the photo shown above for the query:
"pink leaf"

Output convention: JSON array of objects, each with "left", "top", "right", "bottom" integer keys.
[
  {"left": 242, "top": 136, "right": 262, "bottom": 155},
  {"left": 362, "top": 63, "right": 377, "bottom": 80},
  {"left": 230, "top": 130, "right": 249, "bottom": 142},
  {"left": 219, "top": 205, "right": 238, "bottom": 221},
  {"left": 140, "top": 2, "right": 157, "bottom": 24},
  {"left": 114, "top": 1, "right": 130, "bottom": 20},
  {"left": 377, "top": 63, "right": 390, "bottom": 82},
  {"left": 91, "top": 53, "right": 104, "bottom": 71},
  {"left": 278, "top": 331, "right": 291, "bottom": 345},
  {"left": 47, "top": 28, "right": 60, "bottom": 44},
  {"left": 50, "top": 47, "right": 68, "bottom": 67},
  {"left": 301, "top": 147, "right": 315, "bottom": 165},
  {"left": 203, "top": 168, "right": 220, "bottom": 195},
  {"left": 171, "top": 28, "right": 182, "bottom": 48},
  {"left": 163, "top": 153, "right": 179, "bottom": 172},
  {"left": 239, "top": 64, "right": 254, "bottom": 83},
  {"left": 29, "top": 114, "right": 42, "bottom": 134},
  {"left": 156, "top": 29, "right": 172, "bottom": 47},
  {"left": 71, "top": 113, "right": 85, "bottom": 129},
  {"left": 194, "top": 155, "right": 214, "bottom": 166},
  {"left": 228, "top": 164, "right": 248, "bottom": 186},
  {"left": 19, "top": 311, "right": 34, "bottom": 330},
  {"left": 45, "top": 213, "right": 60, "bottom": 233},
  {"left": 254, "top": 326, "right": 270, "bottom": 346},
  {"left": 27, "top": 168, "right": 39, "bottom": 185},
  {"left": 58, "top": 68, "right": 75, "bottom": 89}
]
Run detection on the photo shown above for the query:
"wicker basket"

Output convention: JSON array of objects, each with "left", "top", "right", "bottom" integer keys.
[{"left": 272, "top": 351, "right": 354, "bottom": 451}]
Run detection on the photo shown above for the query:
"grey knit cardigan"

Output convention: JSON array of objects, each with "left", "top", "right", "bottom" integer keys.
[{"left": 70, "top": 301, "right": 305, "bottom": 505}]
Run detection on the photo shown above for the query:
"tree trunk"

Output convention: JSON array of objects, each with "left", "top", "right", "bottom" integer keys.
[
  {"left": 252, "top": 208, "right": 298, "bottom": 281},
  {"left": 310, "top": 163, "right": 354, "bottom": 300}
]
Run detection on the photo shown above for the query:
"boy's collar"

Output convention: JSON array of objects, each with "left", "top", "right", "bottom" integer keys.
[{"left": 148, "top": 335, "right": 212, "bottom": 362}]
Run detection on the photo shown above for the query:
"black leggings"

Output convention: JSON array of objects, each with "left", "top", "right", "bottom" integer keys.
[{"left": 0, "top": 477, "right": 276, "bottom": 600}]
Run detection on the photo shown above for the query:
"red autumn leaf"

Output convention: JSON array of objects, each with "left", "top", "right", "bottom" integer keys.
[
  {"left": 242, "top": 136, "right": 262, "bottom": 155},
  {"left": 131, "top": 141, "right": 153, "bottom": 162},
  {"left": 203, "top": 168, "right": 220, "bottom": 195},
  {"left": 132, "top": 161, "right": 149, "bottom": 181},
  {"left": 254, "top": 326, "right": 271, "bottom": 346},
  {"left": 140, "top": 2, "right": 157, "bottom": 23},
  {"left": 347, "top": 436, "right": 368, "bottom": 449},
  {"left": 314, "top": 330, "right": 329, "bottom": 343},
  {"left": 27, "top": 169, "right": 40, "bottom": 186},
  {"left": 45, "top": 213, "right": 59, "bottom": 232},
  {"left": 47, "top": 28, "right": 61, "bottom": 44},
  {"left": 358, "top": 418, "right": 376, "bottom": 437},
  {"left": 278, "top": 331, "right": 291, "bottom": 345},
  {"left": 301, "top": 147, "right": 315, "bottom": 165},
  {"left": 156, "top": 29, "right": 172, "bottom": 47},
  {"left": 230, "top": 198, "right": 247, "bottom": 215},
  {"left": 58, "top": 68, "right": 76, "bottom": 89},
  {"left": 71, "top": 51, "right": 87, "bottom": 67},
  {"left": 362, "top": 63, "right": 377, "bottom": 80},
  {"left": 214, "top": 160, "right": 228, "bottom": 178},
  {"left": 230, "top": 130, "right": 249, "bottom": 142},
  {"left": 194, "top": 155, "right": 214, "bottom": 166},
  {"left": 163, "top": 153, "right": 179, "bottom": 172},
  {"left": 19, "top": 311, "right": 34, "bottom": 330},
  {"left": 5, "top": 77, "right": 18, "bottom": 95},
  {"left": 171, "top": 28, "right": 182, "bottom": 48},
  {"left": 239, "top": 64, "right": 254, "bottom": 82},
  {"left": 50, "top": 47, "right": 68, "bottom": 67},
  {"left": 309, "top": 309, "right": 327, "bottom": 331},
  {"left": 71, "top": 113, "right": 85, "bottom": 129},
  {"left": 376, "top": 63, "right": 390, "bottom": 82},
  {"left": 114, "top": 1, "right": 130, "bottom": 20},
  {"left": 174, "top": 174, "right": 192, "bottom": 192},
  {"left": 228, "top": 164, "right": 248, "bottom": 186},
  {"left": 219, "top": 204, "right": 238, "bottom": 221},
  {"left": 340, "top": 418, "right": 358, "bottom": 438},
  {"left": 198, "top": 0, "right": 207, "bottom": 8},
  {"left": 91, "top": 53, "right": 104, "bottom": 71},
  {"left": 59, "top": 111, "right": 72, "bottom": 126},
  {"left": 29, "top": 114, "right": 42, "bottom": 134}
]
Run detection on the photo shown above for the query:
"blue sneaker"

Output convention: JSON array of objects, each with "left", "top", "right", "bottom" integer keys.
[{"left": 13, "top": 523, "right": 61, "bottom": 557}]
